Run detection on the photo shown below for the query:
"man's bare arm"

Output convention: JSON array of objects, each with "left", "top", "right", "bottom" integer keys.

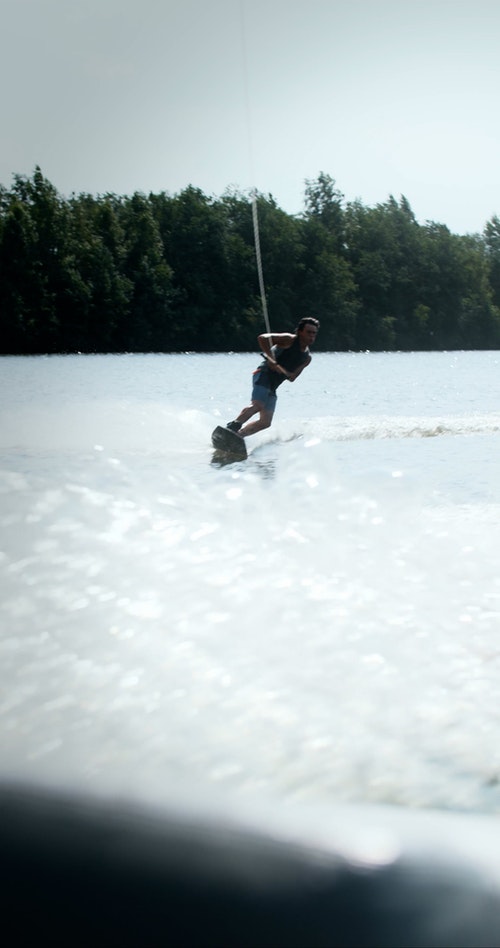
[{"left": 257, "top": 332, "right": 295, "bottom": 359}]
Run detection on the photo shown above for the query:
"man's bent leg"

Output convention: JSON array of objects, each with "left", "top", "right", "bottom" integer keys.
[
  {"left": 227, "top": 400, "right": 263, "bottom": 432},
  {"left": 240, "top": 408, "right": 274, "bottom": 437}
]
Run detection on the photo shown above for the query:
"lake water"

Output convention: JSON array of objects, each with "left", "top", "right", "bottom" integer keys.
[{"left": 1, "top": 350, "right": 500, "bottom": 818}]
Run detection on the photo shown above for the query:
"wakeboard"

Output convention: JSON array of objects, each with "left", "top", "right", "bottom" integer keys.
[{"left": 211, "top": 425, "right": 247, "bottom": 461}]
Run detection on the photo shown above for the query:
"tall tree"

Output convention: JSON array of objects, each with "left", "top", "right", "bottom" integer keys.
[
  {"left": 303, "top": 172, "right": 345, "bottom": 253},
  {"left": 66, "top": 193, "right": 133, "bottom": 351},
  {"left": 300, "top": 174, "right": 359, "bottom": 348},
  {"left": 455, "top": 233, "right": 500, "bottom": 348},
  {"left": 0, "top": 195, "right": 43, "bottom": 352},
  {"left": 484, "top": 215, "right": 500, "bottom": 312},
  {"left": 345, "top": 196, "right": 425, "bottom": 350},
  {"left": 153, "top": 186, "right": 235, "bottom": 350},
  {"left": 245, "top": 193, "right": 306, "bottom": 332},
  {"left": 118, "top": 193, "right": 175, "bottom": 351}
]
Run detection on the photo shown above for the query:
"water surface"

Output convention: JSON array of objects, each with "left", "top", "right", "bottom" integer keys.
[{"left": 1, "top": 351, "right": 500, "bottom": 815}]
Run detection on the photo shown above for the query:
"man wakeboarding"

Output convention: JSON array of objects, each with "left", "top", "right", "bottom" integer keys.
[{"left": 225, "top": 317, "right": 320, "bottom": 440}]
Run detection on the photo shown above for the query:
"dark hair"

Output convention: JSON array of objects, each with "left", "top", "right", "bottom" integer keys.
[{"left": 296, "top": 317, "right": 320, "bottom": 332}]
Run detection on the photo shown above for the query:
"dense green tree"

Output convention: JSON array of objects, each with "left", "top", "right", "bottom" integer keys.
[
  {"left": 152, "top": 186, "right": 236, "bottom": 350},
  {"left": 345, "top": 196, "right": 425, "bottom": 350},
  {"left": 416, "top": 224, "right": 470, "bottom": 348},
  {"left": 300, "top": 174, "right": 359, "bottom": 348},
  {"left": 303, "top": 172, "right": 345, "bottom": 253},
  {"left": 298, "top": 216, "right": 359, "bottom": 349},
  {"left": 484, "top": 216, "right": 500, "bottom": 312},
  {"left": 216, "top": 188, "right": 268, "bottom": 349},
  {"left": 65, "top": 193, "right": 133, "bottom": 351},
  {"left": 246, "top": 193, "right": 305, "bottom": 330},
  {"left": 1, "top": 166, "right": 499, "bottom": 354},
  {"left": 454, "top": 233, "right": 500, "bottom": 348},
  {"left": 0, "top": 168, "right": 67, "bottom": 351},
  {"left": 117, "top": 193, "right": 174, "bottom": 351},
  {"left": 0, "top": 195, "right": 43, "bottom": 351}
]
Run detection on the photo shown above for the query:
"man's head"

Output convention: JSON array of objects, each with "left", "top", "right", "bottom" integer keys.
[{"left": 296, "top": 317, "right": 319, "bottom": 345}]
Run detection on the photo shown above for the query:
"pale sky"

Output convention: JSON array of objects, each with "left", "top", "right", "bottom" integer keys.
[{"left": 2, "top": 0, "right": 499, "bottom": 235}]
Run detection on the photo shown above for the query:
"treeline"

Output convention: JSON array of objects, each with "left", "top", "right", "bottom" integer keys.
[{"left": 1, "top": 167, "right": 500, "bottom": 354}]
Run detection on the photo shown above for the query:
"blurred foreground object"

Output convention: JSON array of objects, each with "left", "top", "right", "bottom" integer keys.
[{"left": 1, "top": 781, "right": 500, "bottom": 947}]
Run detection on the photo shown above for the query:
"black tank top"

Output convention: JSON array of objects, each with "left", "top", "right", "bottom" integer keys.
[{"left": 257, "top": 336, "right": 309, "bottom": 392}]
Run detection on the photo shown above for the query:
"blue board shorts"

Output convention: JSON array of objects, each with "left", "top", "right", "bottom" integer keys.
[{"left": 252, "top": 368, "right": 277, "bottom": 412}]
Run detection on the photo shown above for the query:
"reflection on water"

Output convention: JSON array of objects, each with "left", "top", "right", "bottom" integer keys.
[
  {"left": 211, "top": 448, "right": 277, "bottom": 479},
  {"left": 250, "top": 457, "right": 277, "bottom": 479}
]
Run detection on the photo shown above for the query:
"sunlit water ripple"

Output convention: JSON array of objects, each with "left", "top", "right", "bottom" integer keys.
[{"left": 1, "top": 351, "right": 500, "bottom": 816}]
